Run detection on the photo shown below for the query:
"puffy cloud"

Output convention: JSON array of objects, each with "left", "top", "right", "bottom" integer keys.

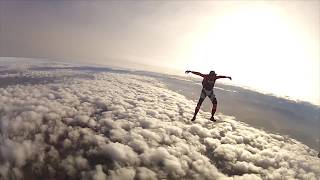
[
  {"left": 0, "top": 63, "right": 319, "bottom": 180},
  {"left": 136, "top": 167, "right": 157, "bottom": 180},
  {"left": 98, "top": 142, "right": 139, "bottom": 166},
  {"left": 108, "top": 167, "right": 136, "bottom": 180}
]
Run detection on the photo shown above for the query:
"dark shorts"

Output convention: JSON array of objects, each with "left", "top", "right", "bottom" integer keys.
[{"left": 200, "top": 88, "right": 217, "bottom": 103}]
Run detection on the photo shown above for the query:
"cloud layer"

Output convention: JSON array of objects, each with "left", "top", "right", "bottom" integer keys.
[{"left": 0, "top": 66, "right": 319, "bottom": 180}]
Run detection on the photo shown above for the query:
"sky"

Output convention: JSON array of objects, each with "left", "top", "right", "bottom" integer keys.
[{"left": 0, "top": 0, "right": 319, "bottom": 105}]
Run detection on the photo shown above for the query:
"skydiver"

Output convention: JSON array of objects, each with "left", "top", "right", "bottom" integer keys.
[{"left": 185, "top": 70, "right": 232, "bottom": 121}]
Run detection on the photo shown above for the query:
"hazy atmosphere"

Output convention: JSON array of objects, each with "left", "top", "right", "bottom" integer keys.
[
  {"left": 0, "top": 1, "right": 319, "bottom": 179},
  {"left": 0, "top": 0, "right": 319, "bottom": 104}
]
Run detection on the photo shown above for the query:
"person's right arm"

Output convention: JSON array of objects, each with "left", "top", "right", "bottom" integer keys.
[
  {"left": 216, "top": 75, "right": 232, "bottom": 80},
  {"left": 185, "top": 70, "right": 204, "bottom": 77}
]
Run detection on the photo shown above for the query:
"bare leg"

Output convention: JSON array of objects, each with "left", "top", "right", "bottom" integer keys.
[
  {"left": 192, "top": 98, "right": 204, "bottom": 121},
  {"left": 210, "top": 98, "right": 217, "bottom": 121}
]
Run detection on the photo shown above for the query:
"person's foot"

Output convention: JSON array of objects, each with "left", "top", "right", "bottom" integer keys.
[
  {"left": 210, "top": 116, "right": 216, "bottom": 122},
  {"left": 191, "top": 116, "right": 196, "bottom": 121}
]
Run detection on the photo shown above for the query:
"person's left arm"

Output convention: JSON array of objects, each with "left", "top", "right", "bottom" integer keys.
[{"left": 216, "top": 75, "right": 232, "bottom": 80}]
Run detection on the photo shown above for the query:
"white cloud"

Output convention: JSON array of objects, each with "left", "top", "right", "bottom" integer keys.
[
  {"left": 108, "top": 167, "right": 136, "bottom": 180},
  {"left": 0, "top": 62, "right": 319, "bottom": 179},
  {"left": 91, "top": 165, "right": 107, "bottom": 180}
]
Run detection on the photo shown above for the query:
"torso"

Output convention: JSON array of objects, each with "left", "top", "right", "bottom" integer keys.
[{"left": 202, "top": 75, "right": 216, "bottom": 90}]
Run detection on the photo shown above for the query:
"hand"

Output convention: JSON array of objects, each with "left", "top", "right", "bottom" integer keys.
[
  {"left": 228, "top": 76, "right": 232, "bottom": 80},
  {"left": 185, "top": 70, "right": 191, "bottom": 74}
]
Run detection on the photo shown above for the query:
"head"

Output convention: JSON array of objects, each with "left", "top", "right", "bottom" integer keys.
[{"left": 209, "top": 71, "right": 216, "bottom": 76}]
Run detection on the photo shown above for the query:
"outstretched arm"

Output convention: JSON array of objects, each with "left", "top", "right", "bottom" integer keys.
[
  {"left": 185, "top": 70, "right": 205, "bottom": 77},
  {"left": 216, "top": 75, "right": 232, "bottom": 80}
]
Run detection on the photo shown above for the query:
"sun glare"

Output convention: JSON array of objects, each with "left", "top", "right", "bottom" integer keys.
[
  {"left": 185, "top": 2, "right": 319, "bottom": 104},
  {"left": 188, "top": 4, "right": 287, "bottom": 71}
]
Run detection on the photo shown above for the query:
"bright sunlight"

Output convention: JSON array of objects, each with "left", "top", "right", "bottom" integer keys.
[{"left": 185, "top": 2, "right": 319, "bottom": 104}]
